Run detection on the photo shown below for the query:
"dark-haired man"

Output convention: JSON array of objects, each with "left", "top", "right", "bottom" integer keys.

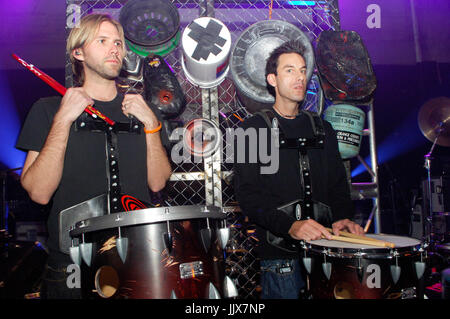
[{"left": 233, "top": 40, "right": 363, "bottom": 299}]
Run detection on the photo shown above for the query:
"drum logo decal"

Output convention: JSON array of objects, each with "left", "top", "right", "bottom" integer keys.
[
  {"left": 121, "top": 195, "right": 147, "bottom": 211},
  {"left": 98, "top": 236, "right": 117, "bottom": 254}
]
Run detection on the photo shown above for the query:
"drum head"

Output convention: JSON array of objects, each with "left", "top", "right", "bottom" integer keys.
[
  {"left": 316, "top": 30, "right": 377, "bottom": 102},
  {"left": 119, "top": 0, "right": 180, "bottom": 47},
  {"left": 306, "top": 234, "right": 422, "bottom": 255}
]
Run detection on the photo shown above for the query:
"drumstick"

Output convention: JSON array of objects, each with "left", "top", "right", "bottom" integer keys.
[
  {"left": 325, "top": 227, "right": 395, "bottom": 248},
  {"left": 324, "top": 235, "right": 395, "bottom": 248},
  {"left": 12, "top": 53, "right": 115, "bottom": 126},
  {"left": 325, "top": 227, "right": 388, "bottom": 244},
  {"left": 364, "top": 205, "right": 377, "bottom": 233}
]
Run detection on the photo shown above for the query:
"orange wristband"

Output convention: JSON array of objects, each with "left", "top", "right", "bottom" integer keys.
[{"left": 143, "top": 121, "right": 162, "bottom": 134}]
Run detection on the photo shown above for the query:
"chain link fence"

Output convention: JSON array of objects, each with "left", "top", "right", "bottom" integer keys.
[{"left": 65, "top": 0, "right": 340, "bottom": 299}]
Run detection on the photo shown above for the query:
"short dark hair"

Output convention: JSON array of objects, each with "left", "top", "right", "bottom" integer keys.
[{"left": 265, "top": 40, "right": 307, "bottom": 97}]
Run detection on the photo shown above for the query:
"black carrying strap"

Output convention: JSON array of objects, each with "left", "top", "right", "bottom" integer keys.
[
  {"left": 75, "top": 113, "right": 142, "bottom": 214},
  {"left": 75, "top": 113, "right": 142, "bottom": 134},
  {"left": 105, "top": 129, "right": 122, "bottom": 214},
  {"left": 255, "top": 109, "right": 330, "bottom": 252},
  {"left": 255, "top": 109, "right": 325, "bottom": 149}
]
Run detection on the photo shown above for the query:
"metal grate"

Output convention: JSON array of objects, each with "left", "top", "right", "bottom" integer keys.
[{"left": 65, "top": 0, "right": 339, "bottom": 299}]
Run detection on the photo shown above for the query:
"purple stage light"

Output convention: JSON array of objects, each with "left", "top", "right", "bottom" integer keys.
[
  {"left": 0, "top": 73, "right": 26, "bottom": 173},
  {"left": 351, "top": 111, "right": 428, "bottom": 178}
]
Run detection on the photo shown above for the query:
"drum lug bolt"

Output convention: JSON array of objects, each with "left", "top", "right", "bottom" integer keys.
[
  {"left": 356, "top": 252, "right": 364, "bottom": 283},
  {"left": 79, "top": 233, "right": 93, "bottom": 267},
  {"left": 322, "top": 252, "right": 332, "bottom": 280},
  {"left": 302, "top": 257, "right": 312, "bottom": 274},
  {"left": 206, "top": 282, "right": 221, "bottom": 299},
  {"left": 322, "top": 262, "right": 332, "bottom": 280},
  {"left": 223, "top": 276, "right": 239, "bottom": 298},
  {"left": 200, "top": 218, "right": 213, "bottom": 253},
  {"left": 390, "top": 252, "right": 401, "bottom": 284},
  {"left": 163, "top": 221, "right": 173, "bottom": 253},
  {"left": 69, "top": 229, "right": 81, "bottom": 266},
  {"left": 415, "top": 261, "right": 426, "bottom": 280},
  {"left": 116, "top": 227, "right": 128, "bottom": 264},
  {"left": 218, "top": 227, "right": 230, "bottom": 250}
]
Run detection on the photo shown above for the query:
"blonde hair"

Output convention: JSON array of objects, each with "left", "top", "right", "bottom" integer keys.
[{"left": 67, "top": 14, "right": 126, "bottom": 86}]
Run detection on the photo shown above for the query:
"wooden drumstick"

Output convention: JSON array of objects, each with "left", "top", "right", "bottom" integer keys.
[
  {"left": 324, "top": 234, "right": 395, "bottom": 248},
  {"left": 364, "top": 205, "right": 377, "bottom": 233},
  {"left": 325, "top": 227, "right": 395, "bottom": 248}
]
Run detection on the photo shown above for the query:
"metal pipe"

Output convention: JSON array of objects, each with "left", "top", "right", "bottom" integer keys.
[{"left": 367, "top": 102, "right": 381, "bottom": 233}]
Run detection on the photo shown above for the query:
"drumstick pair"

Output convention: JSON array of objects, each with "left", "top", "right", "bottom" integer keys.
[{"left": 323, "top": 227, "right": 395, "bottom": 248}]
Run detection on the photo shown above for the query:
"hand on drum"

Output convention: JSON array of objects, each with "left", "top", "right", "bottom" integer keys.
[
  {"left": 331, "top": 219, "right": 365, "bottom": 237},
  {"left": 288, "top": 219, "right": 333, "bottom": 241}
]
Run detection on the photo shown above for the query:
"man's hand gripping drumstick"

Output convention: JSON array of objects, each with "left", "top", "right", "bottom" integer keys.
[
  {"left": 289, "top": 219, "right": 334, "bottom": 241},
  {"left": 289, "top": 218, "right": 364, "bottom": 242}
]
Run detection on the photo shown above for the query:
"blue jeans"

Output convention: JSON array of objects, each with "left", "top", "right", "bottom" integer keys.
[{"left": 260, "top": 258, "right": 305, "bottom": 299}]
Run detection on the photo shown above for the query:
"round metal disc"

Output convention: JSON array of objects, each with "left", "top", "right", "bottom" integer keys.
[
  {"left": 119, "top": 0, "right": 180, "bottom": 47},
  {"left": 230, "top": 20, "right": 315, "bottom": 114},
  {"left": 418, "top": 96, "right": 450, "bottom": 147}
]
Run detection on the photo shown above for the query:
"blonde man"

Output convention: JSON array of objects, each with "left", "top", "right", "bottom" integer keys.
[{"left": 16, "top": 14, "right": 172, "bottom": 298}]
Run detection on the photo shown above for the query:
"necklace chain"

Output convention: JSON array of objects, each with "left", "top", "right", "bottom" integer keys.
[{"left": 274, "top": 106, "right": 298, "bottom": 118}]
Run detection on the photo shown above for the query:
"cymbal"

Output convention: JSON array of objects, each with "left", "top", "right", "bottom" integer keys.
[{"left": 418, "top": 97, "right": 450, "bottom": 147}]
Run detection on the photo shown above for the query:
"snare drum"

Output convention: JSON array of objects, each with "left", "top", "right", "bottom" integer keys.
[
  {"left": 68, "top": 205, "right": 232, "bottom": 299},
  {"left": 301, "top": 234, "right": 427, "bottom": 299}
]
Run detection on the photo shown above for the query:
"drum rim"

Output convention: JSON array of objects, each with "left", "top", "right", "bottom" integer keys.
[
  {"left": 69, "top": 205, "right": 225, "bottom": 237},
  {"left": 303, "top": 234, "right": 423, "bottom": 258}
]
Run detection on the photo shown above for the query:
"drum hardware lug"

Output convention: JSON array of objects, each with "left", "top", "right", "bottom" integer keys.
[
  {"left": 200, "top": 218, "right": 213, "bottom": 253},
  {"left": 322, "top": 252, "right": 332, "bottom": 280},
  {"left": 79, "top": 233, "right": 93, "bottom": 266},
  {"left": 201, "top": 206, "right": 210, "bottom": 213},
  {"left": 206, "top": 282, "right": 221, "bottom": 299},
  {"left": 355, "top": 252, "right": 364, "bottom": 283},
  {"left": 322, "top": 262, "right": 332, "bottom": 280},
  {"left": 69, "top": 245, "right": 81, "bottom": 266},
  {"left": 415, "top": 250, "right": 426, "bottom": 280},
  {"left": 390, "top": 251, "right": 401, "bottom": 284},
  {"left": 218, "top": 227, "right": 230, "bottom": 250},
  {"left": 163, "top": 221, "right": 173, "bottom": 253},
  {"left": 69, "top": 229, "right": 81, "bottom": 266},
  {"left": 170, "top": 290, "right": 177, "bottom": 299},
  {"left": 223, "top": 276, "right": 239, "bottom": 298},
  {"left": 116, "top": 227, "right": 128, "bottom": 264},
  {"left": 299, "top": 241, "right": 307, "bottom": 249},
  {"left": 78, "top": 220, "right": 87, "bottom": 228},
  {"left": 414, "top": 261, "right": 426, "bottom": 280},
  {"left": 300, "top": 246, "right": 312, "bottom": 274}
]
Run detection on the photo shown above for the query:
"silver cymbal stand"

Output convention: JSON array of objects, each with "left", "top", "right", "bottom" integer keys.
[{"left": 423, "top": 122, "right": 443, "bottom": 245}]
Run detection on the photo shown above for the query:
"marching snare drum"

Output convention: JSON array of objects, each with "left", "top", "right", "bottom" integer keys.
[
  {"left": 301, "top": 234, "right": 427, "bottom": 299},
  {"left": 68, "top": 205, "right": 234, "bottom": 299}
]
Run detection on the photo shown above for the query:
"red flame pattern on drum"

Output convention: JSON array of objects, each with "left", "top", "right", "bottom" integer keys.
[{"left": 121, "top": 195, "right": 147, "bottom": 211}]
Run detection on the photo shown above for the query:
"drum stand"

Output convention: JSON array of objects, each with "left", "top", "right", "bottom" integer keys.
[{"left": 423, "top": 124, "right": 443, "bottom": 246}]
